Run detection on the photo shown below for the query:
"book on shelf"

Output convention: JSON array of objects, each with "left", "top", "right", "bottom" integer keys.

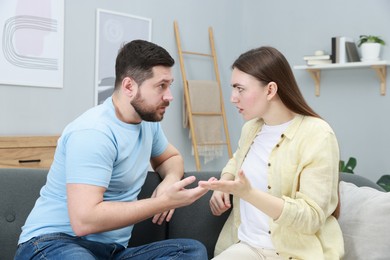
[
  {"left": 345, "top": 41, "right": 361, "bottom": 62},
  {"left": 331, "top": 36, "right": 354, "bottom": 63},
  {"left": 331, "top": 37, "right": 338, "bottom": 63},
  {"left": 307, "top": 59, "right": 332, "bottom": 65},
  {"left": 303, "top": 54, "right": 332, "bottom": 60}
]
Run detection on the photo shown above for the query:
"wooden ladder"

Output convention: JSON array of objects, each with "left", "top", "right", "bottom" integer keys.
[{"left": 173, "top": 20, "right": 232, "bottom": 170}]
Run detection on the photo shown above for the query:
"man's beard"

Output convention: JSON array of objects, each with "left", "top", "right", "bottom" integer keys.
[{"left": 131, "top": 92, "right": 169, "bottom": 122}]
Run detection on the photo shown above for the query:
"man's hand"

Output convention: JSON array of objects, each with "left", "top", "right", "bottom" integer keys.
[
  {"left": 151, "top": 177, "right": 177, "bottom": 225},
  {"left": 151, "top": 176, "right": 211, "bottom": 225}
]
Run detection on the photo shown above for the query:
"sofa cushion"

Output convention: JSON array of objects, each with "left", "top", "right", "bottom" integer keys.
[
  {"left": 168, "top": 171, "right": 231, "bottom": 259},
  {"left": 0, "top": 168, "right": 48, "bottom": 260},
  {"left": 338, "top": 181, "right": 390, "bottom": 260},
  {"left": 128, "top": 171, "right": 168, "bottom": 247}
]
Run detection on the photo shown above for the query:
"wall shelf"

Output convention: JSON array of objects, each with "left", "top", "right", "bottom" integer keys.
[{"left": 294, "top": 60, "right": 389, "bottom": 96}]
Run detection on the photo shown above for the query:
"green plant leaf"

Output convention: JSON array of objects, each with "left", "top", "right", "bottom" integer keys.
[
  {"left": 377, "top": 175, "right": 390, "bottom": 192},
  {"left": 357, "top": 35, "right": 386, "bottom": 47},
  {"left": 339, "top": 157, "right": 357, "bottom": 173}
]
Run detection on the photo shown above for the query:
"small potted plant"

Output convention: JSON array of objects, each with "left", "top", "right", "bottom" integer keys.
[{"left": 357, "top": 35, "right": 386, "bottom": 62}]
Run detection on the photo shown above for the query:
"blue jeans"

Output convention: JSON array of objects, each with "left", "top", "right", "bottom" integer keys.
[{"left": 15, "top": 232, "right": 208, "bottom": 260}]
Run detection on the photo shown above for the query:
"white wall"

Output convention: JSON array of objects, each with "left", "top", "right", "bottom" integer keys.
[{"left": 1, "top": 0, "right": 389, "bottom": 181}]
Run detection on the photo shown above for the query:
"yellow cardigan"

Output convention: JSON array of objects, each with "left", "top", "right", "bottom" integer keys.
[{"left": 215, "top": 115, "right": 344, "bottom": 260}]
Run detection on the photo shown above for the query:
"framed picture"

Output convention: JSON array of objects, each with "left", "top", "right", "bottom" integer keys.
[
  {"left": 0, "top": 0, "right": 64, "bottom": 88},
  {"left": 95, "top": 9, "right": 152, "bottom": 105}
]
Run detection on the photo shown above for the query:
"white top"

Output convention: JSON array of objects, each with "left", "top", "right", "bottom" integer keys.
[{"left": 238, "top": 120, "right": 292, "bottom": 249}]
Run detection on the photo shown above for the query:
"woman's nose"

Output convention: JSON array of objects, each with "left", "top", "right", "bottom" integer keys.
[{"left": 230, "top": 92, "right": 238, "bottom": 103}]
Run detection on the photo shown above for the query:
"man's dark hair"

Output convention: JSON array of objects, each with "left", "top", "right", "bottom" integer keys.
[{"left": 114, "top": 39, "right": 175, "bottom": 89}]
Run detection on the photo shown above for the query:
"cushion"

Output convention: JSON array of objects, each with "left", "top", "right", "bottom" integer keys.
[
  {"left": 338, "top": 181, "right": 390, "bottom": 260},
  {"left": 168, "top": 171, "right": 231, "bottom": 259},
  {"left": 128, "top": 172, "right": 167, "bottom": 247}
]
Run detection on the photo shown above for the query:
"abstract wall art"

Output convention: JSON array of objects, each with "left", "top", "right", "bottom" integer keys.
[
  {"left": 95, "top": 9, "right": 151, "bottom": 105},
  {"left": 0, "top": 0, "right": 64, "bottom": 88}
]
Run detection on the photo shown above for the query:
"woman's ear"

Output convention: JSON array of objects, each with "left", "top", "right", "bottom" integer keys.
[{"left": 266, "top": 81, "right": 278, "bottom": 100}]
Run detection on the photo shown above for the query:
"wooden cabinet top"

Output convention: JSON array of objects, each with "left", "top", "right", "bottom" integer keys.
[{"left": 0, "top": 136, "right": 59, "bottom": 149}]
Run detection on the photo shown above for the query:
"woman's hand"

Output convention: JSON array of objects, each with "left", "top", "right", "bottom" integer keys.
[
  {"left": 200, "top": 170, "right": 284, "bottom": 220},
  {"left": 209, "top": 190, "right": 231, "bottom": 216},
  {"left": 199, "top": 170, "right": 252, "bottom": 199}
]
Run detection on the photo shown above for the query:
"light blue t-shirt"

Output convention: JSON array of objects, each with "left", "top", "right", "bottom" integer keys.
[{"left": 18, "top": 97, "right": 168, "bottom": 246}]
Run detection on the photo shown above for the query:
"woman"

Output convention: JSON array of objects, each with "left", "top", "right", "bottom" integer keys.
[{"left": 199, "top": 46, "right": 343, "bottom": 259}]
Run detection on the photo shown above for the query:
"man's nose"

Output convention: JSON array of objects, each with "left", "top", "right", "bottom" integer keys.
[{"left": 163, "top": 87, "right": 173, "bottom": 102}]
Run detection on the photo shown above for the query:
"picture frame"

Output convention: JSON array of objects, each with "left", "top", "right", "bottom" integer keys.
[
  {"left": 95, "top": 9, "right": 152, "bottom": 105},
  {"left": 0, "top": 0, "right": 65, "bottom": 88}
]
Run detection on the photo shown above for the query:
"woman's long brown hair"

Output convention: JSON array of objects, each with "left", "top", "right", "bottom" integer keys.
[
  {"left": 232, "top": 46, "right": 320, "bottom": 118},
  {"left": 232, "top": 46, "right": 341, "bottom": 218}
]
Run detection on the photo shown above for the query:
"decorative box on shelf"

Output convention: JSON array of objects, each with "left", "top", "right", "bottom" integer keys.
[{"left": 294, "top": 60, "right": 389, "bottom": 96}]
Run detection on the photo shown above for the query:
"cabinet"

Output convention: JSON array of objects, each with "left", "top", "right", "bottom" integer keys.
[
  {"left": 294, "top": 61, "right": 389, "bottom": 96},
  {"left": 0, "top": 136, "right": 59, "bottom": 168}
]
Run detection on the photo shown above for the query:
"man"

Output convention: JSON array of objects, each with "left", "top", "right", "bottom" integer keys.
[{"left": 15, "top": 40, "right": 209, "bottom": 259}]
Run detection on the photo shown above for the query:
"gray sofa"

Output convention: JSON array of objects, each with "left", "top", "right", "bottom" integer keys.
[{"left": 0, "top": 168, "right": 385, "bottom": 260}]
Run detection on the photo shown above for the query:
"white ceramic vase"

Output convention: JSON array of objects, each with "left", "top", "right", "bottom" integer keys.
[{"left": 360, "top": 43, "right": 382, "bottom": 62}]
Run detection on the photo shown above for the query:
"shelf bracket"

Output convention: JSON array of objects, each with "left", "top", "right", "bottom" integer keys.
[
  {"left": 306, "top": 69, "right": 321, "bottom": 96},
  {"left": 371, "top": 65, "right": 386, "bottom": 96}
]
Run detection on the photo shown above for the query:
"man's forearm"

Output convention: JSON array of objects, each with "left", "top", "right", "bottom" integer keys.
[
  {"left": 155, "top": 154, "right": 184, "bottom": 181},
  {"left": 69, "top": 194, "right": 173, "bottom": 237},
  {"left": 69, "top": 174, "right": 204, "bottom": 236}
]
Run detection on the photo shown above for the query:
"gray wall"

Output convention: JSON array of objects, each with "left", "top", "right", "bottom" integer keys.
[
  {"left": 1, "top": 0, "right": 389, "bottom": 182},
  {"left": 240, "top": 0, "right": 390, "bottom": 182}
]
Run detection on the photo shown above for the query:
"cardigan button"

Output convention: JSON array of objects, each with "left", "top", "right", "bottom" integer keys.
[
  {"left": 281, "top": 134, "right": 285, "bottom": 138},
  {"left": 268, "top": 163, "right": 271, "bottom": 167},
  {"left": 268, "top": 230, "right": 271, "bottom": 234},
  {"left": 267, "top": 185, "right": 271, "bottom": 189},
  {"left": 276, "top": 144, "right": 280, "bottom": 148}
]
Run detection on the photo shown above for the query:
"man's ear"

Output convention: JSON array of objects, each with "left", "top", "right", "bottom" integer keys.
[
  {"left": 266, "top": 82, "right": 278, "bottom": 100},
  {"left": 121, "top": 77, "right": 137, "bottom": 98}
]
